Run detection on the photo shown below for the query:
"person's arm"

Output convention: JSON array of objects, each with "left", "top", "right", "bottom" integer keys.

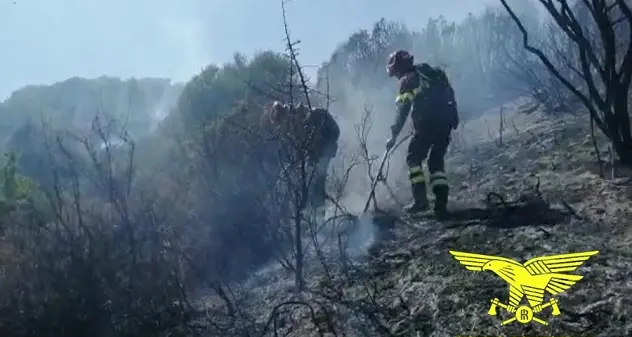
[{"left": 391, "top": 72, "right": 420, "bottom": 140}]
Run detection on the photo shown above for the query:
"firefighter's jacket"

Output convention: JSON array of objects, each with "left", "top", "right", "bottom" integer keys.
[
  {"left": 391, "top": 63, "right": 459, "bottom": 137},
  {"left": 304, "top": 108, "right": 339, "bottom": 162}
]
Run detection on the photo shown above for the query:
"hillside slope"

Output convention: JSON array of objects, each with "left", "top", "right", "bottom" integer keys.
[
  {"left": 229, "top": 103, "right": 632, "bottom": 337},
  {"left": 350, "top": 108, "right": 631, "bottom": 337}
]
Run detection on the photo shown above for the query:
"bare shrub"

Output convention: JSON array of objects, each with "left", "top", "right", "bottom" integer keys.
[
  {"left": 500, "top": 0, "right": 632, "bottom": 166},
  {"left": 0, "top": 117, "right": 192, "bottom": 337}
]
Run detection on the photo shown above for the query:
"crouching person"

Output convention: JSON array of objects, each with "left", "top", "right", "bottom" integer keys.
[
  {"left": 302, "top": 105, "right": 340, "bottom": 217},
  {"left": 263, "top": 101, "right": 340, "bottom": 220}
]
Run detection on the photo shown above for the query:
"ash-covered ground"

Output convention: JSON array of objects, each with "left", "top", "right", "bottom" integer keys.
[{"left": 196, "top": 102, "right": 632, "bottom": 337}]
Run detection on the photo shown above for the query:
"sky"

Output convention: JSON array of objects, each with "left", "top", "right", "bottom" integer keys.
[{"left": 0, "top": 0, "right": 497, "bottom": 100}]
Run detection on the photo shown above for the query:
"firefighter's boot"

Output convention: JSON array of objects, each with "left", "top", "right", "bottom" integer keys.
[
  {"left": 404, "top": 183, "right": 430, "bottom": 213},
  {"left": 433, "top": 185, "right": 450, "bottom": 221}
]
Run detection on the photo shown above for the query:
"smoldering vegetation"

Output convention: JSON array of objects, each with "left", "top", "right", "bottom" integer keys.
[{"left": 0, "top": 0, "right": 630, "bottom": 336}]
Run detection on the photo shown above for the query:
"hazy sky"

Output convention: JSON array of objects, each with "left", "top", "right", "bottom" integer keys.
[{"left": 0, "top": 0, "right": 496, "bottom": 99}]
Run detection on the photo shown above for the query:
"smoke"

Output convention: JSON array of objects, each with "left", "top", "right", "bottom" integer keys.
[
  {"left": 244, "top": 211, "right": 378, "bottom": 292},
  {"left": 320, "top": 1, "right": 553, "bottom": 211},
  {"left": 341, "top": 212, "right": 378, "bottom": 259},
  {"left": 327, "top": 76, "right": 413, "bottom": 216},
  {"left": 241, "top": 1, "right": 558, "bottom": 290},
  {"left": 148, "top": 80, "right": 183, "bottom": 132}
]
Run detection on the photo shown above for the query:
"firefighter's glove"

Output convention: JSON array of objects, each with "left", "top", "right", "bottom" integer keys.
[{"left": 385, "top": 137, "right": 395, "bottom": 151}]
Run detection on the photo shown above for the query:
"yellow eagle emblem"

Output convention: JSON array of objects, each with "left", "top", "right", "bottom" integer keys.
[{"left": 449, "top": 250, "right": 598, "bottom": 325}]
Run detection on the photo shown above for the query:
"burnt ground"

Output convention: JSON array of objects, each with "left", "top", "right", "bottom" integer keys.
[
  {"left": 197, "top": 105, "right": 632, "bottom": 337},
  {"left": 341, "top": 109, "right": 632, "bottom": 337}
]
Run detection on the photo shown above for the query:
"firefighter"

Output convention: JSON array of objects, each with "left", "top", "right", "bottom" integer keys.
[
  {"left": 385, "top": 50, "right": 459, "bottom": 220},
  {"left": 302, "top": 104, "right": 340, "bottom": 215},
  {"left": 263, "top": 101, "right": 291, "bottom": 134},
  {"left": 261, "top": 101, "right": 291, "bottom": 173},
  {"left": 264, "top": 101, "right": 340, "bottom": 216}
]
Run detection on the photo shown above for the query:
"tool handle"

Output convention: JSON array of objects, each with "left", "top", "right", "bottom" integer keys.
[{"left": 362, "top": 149, "right": 390, "bottom": 213}]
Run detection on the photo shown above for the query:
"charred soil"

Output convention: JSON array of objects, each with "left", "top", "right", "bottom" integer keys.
[{"left": 200, "top": 107, "right": 632, "bottom": 337}]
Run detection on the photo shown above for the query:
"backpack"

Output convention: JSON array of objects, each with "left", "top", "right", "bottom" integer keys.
[{"left": 416, "top": 63, "right": 459, "bottom": 129}]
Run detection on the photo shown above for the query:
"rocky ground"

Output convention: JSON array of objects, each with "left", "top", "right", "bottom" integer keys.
[{"left": 197, "top": 103, "right": 632, "bottom": 337}]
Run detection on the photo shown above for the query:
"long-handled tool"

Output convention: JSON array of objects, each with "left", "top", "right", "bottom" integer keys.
[
  {"left": 360, "top": 132, "right": 413, "bottom": 214},
  {"left": 362, "top": 149, "right": 391, "bottom": 213}
]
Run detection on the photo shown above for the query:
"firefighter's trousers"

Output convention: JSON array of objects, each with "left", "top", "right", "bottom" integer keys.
[
  {"left": 406, "top": 126, "right": 451, "bottom": 210},
  {"left": 310, "top": 156, "right": 331, "bottom": 207},
  {"left": 308, "top": 144, "right": 337, "bottom": 214}
]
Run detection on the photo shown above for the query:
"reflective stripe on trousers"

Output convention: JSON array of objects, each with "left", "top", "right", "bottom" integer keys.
[
  {"left": 429, "top": 171, "right": 448, "bottom": 189},
  {"left": 409, "top": 165, "right": 425, "bottom": 185}
]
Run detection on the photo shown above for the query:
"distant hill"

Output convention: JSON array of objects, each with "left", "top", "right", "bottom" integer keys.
[{"left": 0, "top": 76, "right": 184, "bottom": 144}]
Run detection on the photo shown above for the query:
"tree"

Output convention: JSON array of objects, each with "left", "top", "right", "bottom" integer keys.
[
  {"left": 499, "top": 0, "right": 632, "bottom": 165},
  {"left": 318, "top": 19, "right": 412, "bottom": 93},
  {"left": 0, "top": 77, "right": 182, "bottom": 147},
  {"left": 484, "top": 6, "right": 578, "bottom": 114},
  {"left": 318, "top": 12, "right": 539, "bottom": 123},
  {"left": 0, "top": 119, "right": 193, "bottom": 336},
  {"left": 0, "top": 152, "right": 37, "bottom": 230},
  {"left": 160, "top": 50, "right": 315, "bottom": 286}
]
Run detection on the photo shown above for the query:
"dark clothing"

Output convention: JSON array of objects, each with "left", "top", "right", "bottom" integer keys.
[
  {"left": 391, "top": 63, "right": 458, "bottom": 215},
  {"left": 305, "top": 108, "right": 340, "bottom": 215},
  {"left": 308, "top": 148, "right": 334, "bottom": 213},
  {"left": 406, "top": 127, "right": 451, "bottom": 200},
  {"left": 406, "top": 127, "right": 451, "bottom": 174},
  {"left": 391, "top": 63, "right": 459, "bottom": 138},
  {"left": 306, "top": 108, "right": 340, "bottom": 161},
  {"left": 406, "top": 129, "right": 451, "bottom": 214}
]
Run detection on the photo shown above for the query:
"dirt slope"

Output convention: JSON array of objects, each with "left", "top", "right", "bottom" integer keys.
[
  {"left": 198, "top": 105, "right": 632, "bottom": 337},
  {"left": 328, "top": 108, "right": 632, "bottom": 336}
]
